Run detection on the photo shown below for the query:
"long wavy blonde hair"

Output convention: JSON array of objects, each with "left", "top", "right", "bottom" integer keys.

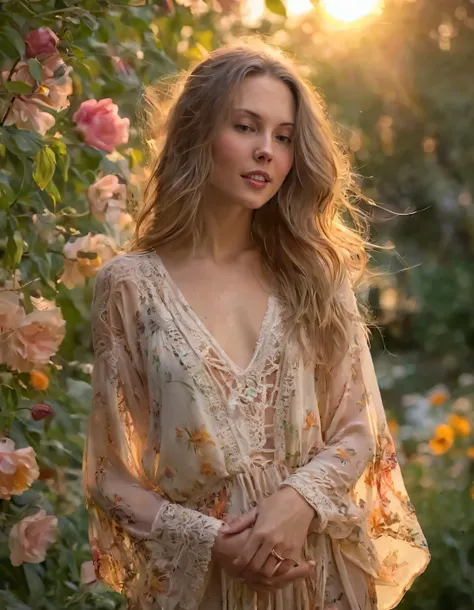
[{"left": 130, "top": 40, "right": 373, "bottom": 369}]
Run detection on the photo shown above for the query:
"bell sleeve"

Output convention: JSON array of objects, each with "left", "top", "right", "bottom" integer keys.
[
  {"left": 83, "top": 260, "right": 224, "bottom": 610},
  {"left": 281, "top": 278, "right": 430, "bottom": 609}
]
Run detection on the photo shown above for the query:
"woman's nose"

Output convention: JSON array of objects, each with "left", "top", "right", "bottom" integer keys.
[{"left": 253, "top": 135, "right": 274, "bottom": 163}]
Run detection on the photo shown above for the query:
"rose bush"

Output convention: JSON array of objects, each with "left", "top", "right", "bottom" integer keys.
[{"left": 0, "top": 0, "right": 231, "bottom": 607}]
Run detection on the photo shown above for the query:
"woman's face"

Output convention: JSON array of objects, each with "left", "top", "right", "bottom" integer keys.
[{"left": 208, "top": 74, "right": 296, "bottom": 211}]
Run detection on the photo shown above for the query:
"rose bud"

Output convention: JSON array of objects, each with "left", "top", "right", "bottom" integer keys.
[{"left": 31, "top": 403, "right": 55, "bottom": 421}]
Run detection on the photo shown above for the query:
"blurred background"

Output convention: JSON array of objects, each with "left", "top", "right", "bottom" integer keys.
[{"left": 0, "top": 0, "right": 473, "bottom": 608}]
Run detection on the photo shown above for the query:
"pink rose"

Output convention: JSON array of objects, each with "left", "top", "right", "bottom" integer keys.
[
  {"left": 59, "top": 233, "right": 119, "bottom": 289},
  {"left": 25, "top": 28, "right": 59, "bottom": 59},
  {"left": 73, "top": 98, "right": 130, "bottom": 153},
  {"left": 31, "top": 403, "right": 55, "bottom": 421},
  {"left": 2, "top": 55, "right": 72, "bottom": 135},
  {"left": 5, "top": 309, "right": 66, "bottom": 373},
  {"left": 0, "top": 438, "right": 39, "bottom": 500},
  {"left": 87, "top": 174, "right": 127, "bottom": 224},
  {"left": 9, "top": 509, "right": 58, "bottom": 566}
]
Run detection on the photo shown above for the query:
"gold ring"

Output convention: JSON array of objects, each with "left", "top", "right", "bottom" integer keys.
[
  {"left": 270, "top": 548, "right": 285, "bottom": 563},
  {"left": 282, "top": 555, "right": 300, "bottom": 568}
]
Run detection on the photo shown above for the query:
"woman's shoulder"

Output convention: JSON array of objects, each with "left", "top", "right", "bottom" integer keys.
[{"left": 96, "top": 250, "right": 159, "bottom": 286}]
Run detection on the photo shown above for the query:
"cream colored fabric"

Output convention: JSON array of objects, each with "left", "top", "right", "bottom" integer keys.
[{"left": 82, "top": 250, "right": 429, "bottom": 610}]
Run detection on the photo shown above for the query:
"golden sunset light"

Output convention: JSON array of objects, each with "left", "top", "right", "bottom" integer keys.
[{"left": 321, "top": 0, "right": 381, "bottom": 22}]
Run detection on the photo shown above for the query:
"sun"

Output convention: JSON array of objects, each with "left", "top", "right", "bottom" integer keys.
[{"left": 321, "top": 0, "right": 381, "bottom": 22}]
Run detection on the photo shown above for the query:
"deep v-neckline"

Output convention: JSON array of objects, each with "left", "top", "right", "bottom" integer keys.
[{"left": 153, "top": 251, "right": 276, "bottom": 375}]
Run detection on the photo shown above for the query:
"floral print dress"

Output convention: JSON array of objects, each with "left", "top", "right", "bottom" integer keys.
[{"left": 82, "top": 251, "right": 429, "bottom": 610}]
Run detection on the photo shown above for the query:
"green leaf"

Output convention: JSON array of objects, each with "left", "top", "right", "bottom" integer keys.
[
  {"left": 265, "top": 0, "right": 287, "bottom": 16},
  {"left": 3, "top": 80, "right": 34, "bottom": 95},
  {"left": 23, "top": 563, "right": 45, "bottom": 599},
  {"left": 50, "top": 139, "right": 69, "bottom": 182},
  {"left": 4, "top": 230, "right": 24, "bottom": 269},
  {"left": 33, "top": 146, "right": 56, "bottom": 190},
  {"left": 27, "top": 58, "right": 43, "bottom": 83},
  {"left": 3, "top": 27, "right": 26, "bottom": 58}
]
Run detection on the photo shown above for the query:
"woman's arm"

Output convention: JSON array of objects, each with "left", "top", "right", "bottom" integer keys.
[
  {"left": 281, "top": 280, "right": 376, "bottom": 537},
  {"left": 83, "top": 261, "right": 224, "bottom": 610}
]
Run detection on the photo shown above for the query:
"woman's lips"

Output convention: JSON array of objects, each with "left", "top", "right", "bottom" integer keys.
[{"left": 241, "top": 176, "right": 268, "bottom": 189}]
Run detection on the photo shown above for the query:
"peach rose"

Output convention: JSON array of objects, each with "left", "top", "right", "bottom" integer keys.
[
  {"left": 2, "top": 54, "right": 72, "bottom": 135},
  {"left": 0, "top": 291, "right": 25, "bottom": 365},
  {"left": 0, "top": 438, "right": 40, "bottom": 500},
  {"left": 73, "top": 98, "right": 130, "bottom": 153},
  {"left": 9, "top": 509, "right": 58, "bottom": 566},
  {"left": 59, "top": 233, "right": 119, "bottom": 289},
  {"left": 5, "top": 308, "right": 66, "bottom": 373},
  {"left": 25, "top": 28, "right": 59, "bottom": 59},
  {"left": 80, "top": 560, "right": 97, "bottom": 586},
  {"left": 87, "top": 174, "right": 127, "bottom": 225},
  {"left": 0, "top": 291, "right": 24, "bottom": 334}
]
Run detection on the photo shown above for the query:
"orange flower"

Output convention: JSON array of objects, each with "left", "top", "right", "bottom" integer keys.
[
  {"left": 304, "top": 412, "right": 318, "bottom": 430},
  {"left": 368, "top": 507, "right": 385, "bottom": 536},
  {"left": 175, "top": 427, "right": 184, "bottom": 439},
  {"left": 467, "top": 447, "right": 474, "bottom": 459},
  {"left": 428, "top": 387, "right": 449, "bottom": 407},
  {"left": 337, "top": 448, "right": 349, "bottom": 460},
  {"left": 471, "top": 484, "right": 474, "bottom": 501},
  {"left": 429, "top": 424, "right": 454, "bottom": 455},
  {"left": 448, "top": 414, "right": 471, "bottom": 437},
  {"left": 201, "top": 461, "right": 217, "bottom": 477},
  {"left": 30, "top": 370, "right": 49, "bottom": 391},
  {"left": 189, "top": 426, "right": 215, "bottom": 449}
]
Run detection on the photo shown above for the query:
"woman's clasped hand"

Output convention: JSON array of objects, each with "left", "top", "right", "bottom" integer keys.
[{"left": 212, "top": 486, "right": 316, "bottom": 592}]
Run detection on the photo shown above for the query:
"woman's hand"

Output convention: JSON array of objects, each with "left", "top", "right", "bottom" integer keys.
[
  {"left": 213, "top": 520, "right": 315, "bottom": 593},
  {"left": 224, "top": 486, "right": 316, "bottom": 582},
  {"left": 212, "top": 524, "right": 254, "bottom": 579}
]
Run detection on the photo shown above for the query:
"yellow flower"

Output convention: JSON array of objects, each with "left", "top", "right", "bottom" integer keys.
[
  {"left": 387, "top": 419, "right": 399, "bottom": 436},
  {"left": 448, "top": 414, "right": 471, "bottom": 437},
  {"left": 429, "top": 424, "right": 454, "bottom": 455},
  {"left": 467, "top": 447, "right": 474, "bottom": 459},
  {"left": 30, "top": 370, "right": 49, "bottom": 391},
  {"left": 201, "top": 461, "right": 217, "bottom": 477},
  {"left": 76, "top": 252, "right": 102, "bottom": 278},
  {"left": 189, "top": 426, "right": 215, "bottom": 449},
  {"left": 304, "top": 412, "right": 317, "bottom": 430}
]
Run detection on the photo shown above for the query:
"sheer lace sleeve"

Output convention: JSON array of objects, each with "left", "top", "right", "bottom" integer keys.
[
  {"left": 83, "top": 259, "right": 224, "bottom": 610},
  {"left": 282, "top": 278, "right": 429, "bottom": 608}
]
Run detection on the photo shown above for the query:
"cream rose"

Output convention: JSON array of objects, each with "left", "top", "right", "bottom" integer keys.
[
  {"left": 9, "top": 509, "right": 58, "bottom": 566},
  {"left": 87, "top": 174, "right": 127, "bottom": 225},
  {"left": 0, "top": 438, "right": 40, "bottom": 500},
  {"left": 5, "top": 308, "right": 66, "bottom": 373}
]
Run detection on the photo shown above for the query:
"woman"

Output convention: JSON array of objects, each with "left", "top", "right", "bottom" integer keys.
[{"left": 83, "top": 42, "right": 430, "bottom": 610}]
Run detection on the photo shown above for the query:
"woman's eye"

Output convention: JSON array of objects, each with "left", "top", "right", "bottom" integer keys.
[
  {"left": 277, "top": 135, "right": 293, "bottom": 144},
  {"left": 235, "top": 124, "right": 253, "bottom": 132}
]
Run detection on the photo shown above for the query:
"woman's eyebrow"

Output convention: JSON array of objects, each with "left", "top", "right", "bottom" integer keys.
[{"left": 234, "top": 107, "right": 295, "bottom": 127}]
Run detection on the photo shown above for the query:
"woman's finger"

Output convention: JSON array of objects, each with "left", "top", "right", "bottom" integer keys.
[
  {"left": 223, "top": 507, "right": 258, "bottom": 534},
  {"left": 232, "top": 531, "right": 263, "bottom": 572},
  {"left": 269, "top": 561, "right": 315, "bottom": 588}
]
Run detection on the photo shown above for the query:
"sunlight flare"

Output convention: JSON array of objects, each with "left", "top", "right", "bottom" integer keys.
[{"left": 321, "top": 0, "right": 381, "bottom": 22}]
